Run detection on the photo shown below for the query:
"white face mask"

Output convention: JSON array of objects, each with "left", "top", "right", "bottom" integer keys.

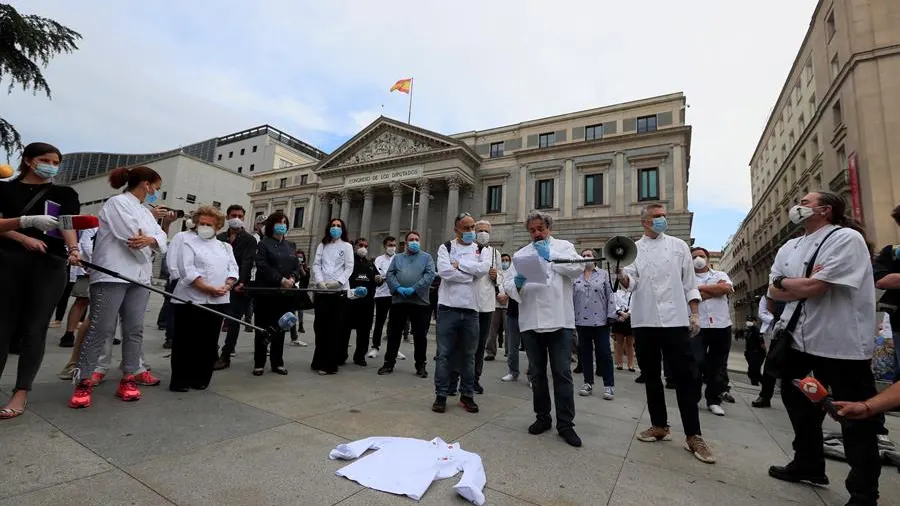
[
  {"left": 385, "top": 246, "right": 396, "bottom": 256},
  {"left": 745, "top": 322, "right": 754, "bottom": 328},
  {"left": 693, "top": 257, "right": 707, "bottom": 270},
  {"left": 789, "top": 205, "right": 816, "bottom": 224},
  {"left": 475, "top": 231, "right": 490, "bottom": 245},
  {"left": 197, "top": 225, "right": 216, "bottom": 240},
  {"left": 582, "top": 255, "right": 594, "bottom": 269},
  {"left": 227, "top": 217, "right": 244, "bottom": 229},
  {"left": 356, "top": 247, "right": 368, "bottom": 257}
]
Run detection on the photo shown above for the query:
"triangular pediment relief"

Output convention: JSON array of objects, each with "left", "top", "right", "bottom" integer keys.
[{"left": 334, "top": 130, "right": 442, "bottom": 167}]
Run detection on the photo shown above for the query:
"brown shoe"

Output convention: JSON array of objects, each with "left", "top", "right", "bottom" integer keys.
[
  {"left": 636, "top": 426, "right": 672, "bottom": 442},
  {"left": 685, "top": 435, "right": 716, "bottom": 464}
]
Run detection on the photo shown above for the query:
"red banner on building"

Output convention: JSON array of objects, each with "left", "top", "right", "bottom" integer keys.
[{"left": 847, "top": 151, "right": 864, "bottom": 223}]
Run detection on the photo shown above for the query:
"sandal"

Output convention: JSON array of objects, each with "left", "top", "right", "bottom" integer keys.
[{"left": 0, "top": 401, "right": 27, "bottom": 420}]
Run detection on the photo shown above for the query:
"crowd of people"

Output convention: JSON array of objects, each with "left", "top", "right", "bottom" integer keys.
[{"left": 1, "top": 142, "right": 899, "bottom": 506}]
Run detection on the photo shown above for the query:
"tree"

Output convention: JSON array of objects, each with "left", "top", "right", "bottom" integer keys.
[{"left": 0, "top": 3, "right": 81, "bottom": 158}]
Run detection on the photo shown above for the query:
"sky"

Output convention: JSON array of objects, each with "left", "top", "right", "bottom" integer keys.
[{"left": 1, "top": 0, "right": 819, "bottom": 249}]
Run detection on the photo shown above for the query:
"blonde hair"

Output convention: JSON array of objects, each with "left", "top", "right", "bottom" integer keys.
[{"left": 191, "top": 205, "right": 225, "bottom": 230}]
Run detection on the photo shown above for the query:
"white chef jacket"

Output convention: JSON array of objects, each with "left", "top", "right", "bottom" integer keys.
[
  {"left": 165, "top": 231, "right": 192, "bottom": 281},
  {"left": 437, "top": 239, "right": 491, "bottom": 311},
  {"left": 313, "top": 239, "right": 354, "bottom": 288},
  {"left": 767, "top": 224, "right": 876, "bottom": 360},
  {"left": 614, "top": 289, "right": 632, "bottom": 312},
  {"left": 374, "top": 253, "right": 395, "bottom": 298},
  {"left": 503, "top": 237, "right": 582, "bottom": 333},
  {"left": 695, "top": 269, "right": 733, "bottom": 329},
  {"left": 329, "top": 436, "right": 485, "bottom": 505},
  {"left": 474, "top": 246, "right": 501, "bottom": 313},
  {"left": 496, "top": 266, "right": 509, "bottom": 309},
  {"left": 758, "top": 296, "right": 775, "bottom": 334},
  {"left": 173, "top": 233, "right": 239, "bottom": 305},
  {"left": 622, "top": 233, "right": 700, "bottom": 328},
  {"left": 70, "top": 227, "right": 97, "bottom": 278},
  {"left": 90, "top": 192, "right": 168, "bottom": 285}
]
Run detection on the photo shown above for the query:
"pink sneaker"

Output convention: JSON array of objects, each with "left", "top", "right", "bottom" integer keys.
[
  {"left": 132, "top": 370, "right": 161, "bottom": 386},
  {"left": 90, "top": 372, "right": 105, "bottom": 386},
  {"left": 116, "top": 376, "right": 142, "bottom": 402}
]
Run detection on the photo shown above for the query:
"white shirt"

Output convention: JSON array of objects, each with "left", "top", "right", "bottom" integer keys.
[
  {"left": 768, "top": 225, "right": 876, "bottom": 360},
  {"left": 614, "top": 289, "right": 632, "bottom": 312},
  {"left": 90, "top": 192, "right": 168, "bottom": 285},
  {"left": 437, "top": 239, "right": 491, "bottom": 311},
  {"left": 695, "top": 269, "right": 733, "bottom": 329},
  {"left": 166, "top": 231, "right": 192, "bottom": 280},
  {"left": 473, "top": 246, "right": 500, "bottom": 313},
  {"left": 173, "top": 233, "right": 239, "bottom": 305},
  {"left": 623, "top": 233, "right": 700, "bottom": 328},
  {"left": 496, "top": 266, "right": 510, "bottom": 308},
  {"left": 329, "top": 437, "right": 485, "bottom": 505},
  {"left": 503, "top": 237, "right": 582, "bottom": 333},
  {"left": 313, "top": 239, "right": 354, "bottom": 288},
  {"left": 374, "top": 253, "right": 395, "bottom": 298},
  {"left": 70, "top": 227, "right": 98, "bottom": 278},
  {"left": 758, "top": 296, "right": 775, "bottom": 334}
]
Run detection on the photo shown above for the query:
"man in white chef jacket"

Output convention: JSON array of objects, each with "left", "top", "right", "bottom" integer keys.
[
  {"left": 616, "top": 203, "right": 715, "bottom": 464},
  {"left": 503, "top": 212, "right": 584, "bottom": 447}
]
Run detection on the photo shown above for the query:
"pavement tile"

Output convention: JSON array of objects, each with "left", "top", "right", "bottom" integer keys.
[{"left": 0, "top": 469, "right": 171, "bottom": 506}]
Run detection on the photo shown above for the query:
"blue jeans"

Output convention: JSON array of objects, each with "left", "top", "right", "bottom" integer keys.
[
  {"left": 434, "top": 306, "right": 479, "bottom": 397},
  {"left": 576, "top": 325, "right": 614, "bottom": 387},
  {"left": 522, "top": 329, "right": 576, "bottom": 431}
]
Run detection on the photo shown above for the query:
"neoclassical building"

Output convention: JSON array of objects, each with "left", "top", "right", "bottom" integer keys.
[{"left": 249, "top": 92, "right": 694, "bottom": 257}]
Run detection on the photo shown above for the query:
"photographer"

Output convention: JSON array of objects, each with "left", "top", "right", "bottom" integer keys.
[{"left": 873, "top": 205, "right": 900, "bottom": 379}]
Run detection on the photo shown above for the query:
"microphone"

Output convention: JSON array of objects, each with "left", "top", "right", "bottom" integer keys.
[
  {"left": 277, "top": 312, "right": 298, "bottom": 331},
  {"left": 0, "top": 164, "right": 13, "bottom": 179},
  {"left": 58, "top": 215, "right": 100, "bottom": 231},
  {"left": 793, "top": 377, "right": 842, "bottom": 421}
]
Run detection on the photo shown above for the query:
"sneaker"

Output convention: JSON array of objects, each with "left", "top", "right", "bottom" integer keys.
[
  {"left": 752, "top": 396, "right": 772, "bottom": 408},
  {"left": 432, "top": 395, "right": 447, "bottom": 413},
  {"left": 721, "top": 392, "right": 736, "bottom": 404},
  {"left": 637, "top": 426, "right": 672, "bottom": 442},
  {"left": 397, "top": 351, "right": 406, "bottom": 360},
  {"left": 603, "top": 386, "right": 615, "bottom": 400},
  {"left": 767, "top": 462, "right": 829, "bottom": 485},
  {"left": 353, "top": 359, "right": 367, "bottom": 367},
  {"left": 528, "top": 419, "right": 552, "bottom": 435},
  {"left": 68, "top": 380, "right": 93, "bottom": 408},
  {"left": 290, "top": 340, "right": 309, "bottom": 347},
  {"left": 367, "top": 348, "right": 379, "bottom": 359},
  {"left": 685, "top": 435, "right": 716, "bottom": 464},
  {"left": 213, "top": 356, "right": 230, "bottom": 370},
  {"left": 559, "top": 428, "right": 582, "bottom": 447},
  {"left": 709, "top": 404, "right": 726, "bottom": 416},
  {"left": 133, "top": 371, "right": 161, "bottom": 386},
  {"left": 58, "top": 364, "right": 75, "bottom": 381},
  {"left": 415, "top": 365, "right": 428, "bottom": 378},
  {"left": 90, "top": 372, "right": 105, "bottom": 386},
  {"left": 59, "top": 332, "right": 75, "bottom": 348},
  {"left": 500, "top": 373, "right": 517, "bottom": 382},
  {"left": 377, "top": 365, "right": 393, "bottom": 375},
  {"left": 578, "top": 384, "right": 593, "bottom": 396},
  {"left": 459, "top": 396, "right": 479, "bottom": 413},
  {"left": 116, "top": 376, "right": 142, "bottom": 401}
]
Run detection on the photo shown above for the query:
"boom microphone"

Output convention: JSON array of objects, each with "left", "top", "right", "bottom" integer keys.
[
  {"left": 58, "top": 215, "right": 100, "bottom": 230},
  {"left": 793, "top": 377, "right": 842, "bottom": 421}
]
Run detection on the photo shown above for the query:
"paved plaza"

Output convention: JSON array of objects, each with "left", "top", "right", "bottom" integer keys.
[{"left": 2, "top": 292, "right": 898, "bottom": 506}]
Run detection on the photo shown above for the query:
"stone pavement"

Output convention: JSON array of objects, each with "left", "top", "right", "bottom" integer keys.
[{"left": 2, "top": 292, "right": 899, "bottom": 506}]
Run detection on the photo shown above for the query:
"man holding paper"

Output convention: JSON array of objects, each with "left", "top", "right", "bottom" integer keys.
[{"left": 504, "top": 212, "right": 584, "bottom": 447}]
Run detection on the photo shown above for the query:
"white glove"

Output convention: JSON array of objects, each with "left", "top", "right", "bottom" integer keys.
[
  {"left": 20, "top": 215, "right": 58, "bottom": 232},
  {"left": 316, "top": 282, "right": 328, "bottom": 290},
  {"left": 324, "top": 281, "right": 341, "bottom": 289},
  {"left": 689, "top": 314, "right": 701, "bottom": 338}
]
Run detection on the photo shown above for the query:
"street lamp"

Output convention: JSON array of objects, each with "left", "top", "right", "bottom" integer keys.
[{"left": 398, "top": 181, "right": 433, "bottom": 231}]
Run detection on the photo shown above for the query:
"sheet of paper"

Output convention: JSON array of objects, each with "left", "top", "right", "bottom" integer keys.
[{"left": 512, "top": 253, "right": 550, "bottom": 285}]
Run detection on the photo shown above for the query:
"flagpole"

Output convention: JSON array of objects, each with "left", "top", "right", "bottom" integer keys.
[{"left": 407, "top": 78, "right": 414, "bottom": 124}]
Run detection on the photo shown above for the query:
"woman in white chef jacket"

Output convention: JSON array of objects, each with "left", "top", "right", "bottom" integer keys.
[
  {"left": 170, "top": 205, "right": 238, "bottom": 392},
  {"left": 69, "top": 166, "right": 170, "bottom": 409}
]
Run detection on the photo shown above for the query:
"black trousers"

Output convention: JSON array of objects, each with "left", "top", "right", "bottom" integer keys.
[
  {"left": 170, "top": 303, "right": 226, "bottom": 390},
  {"left": 55, "top": 279, "right": 75, "bottom": 321},
  {"left": 341, "top": 299, "right": 375, "bottom": 364},
  {"left": 158, "top": 279, "right": 178, "bottom": 333},
  {"left": 0, "top": 249, "right": 68, "bottom": 391},
  {"left": 384, "top": 302, "right": 431, "bottom": 368},
  {"left": 222, "top": 292, "right": 248, "bottom": 355},
  {"left": 692, "top": 327, "right": 732, "bottom": 406},
  {"left": 634, "top": 326, "right": 702, "bottom": 436},
  {"left": 253, "top": 295, "right": 293, "bottom": 369},
  {"left": 371, "top": 297, "right": 392, "bottom": 349},
  {"left": 780, "top": 349, "right": 881, "bottom": 504},
  {"left": 311, "top": 293, "right": 347, "bottom": 373}
]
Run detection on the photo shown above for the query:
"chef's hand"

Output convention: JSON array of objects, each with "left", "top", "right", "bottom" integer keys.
[
  {"left": 19, "top": 214, "right": 58, "bottom": 231},
  {"left": 496, "top": 293, "right": 508, "bottom": 304},
  {"left": 280, "top": 277, "right": 295, "bottom": 289},
  {"left": 316, "top": 282, "right": 328, "bottom": 289},
  {"left": 832, "top": 401, "right": 874, "bottom": 420},
  {"left": 324, "top": 281, "right": 341, "bottom": 289},
  {"left": 67, "top": 249, "right": 82, "bottom": 266},
  {"left": 514, "top": 274, "right": 527, "bottom": 290},
  {"left": 488, "top": 267, "right": 497, "bottom": 281},
  {"left": 20, "top": 236, "right": 48, "bottom": 253},
  {"left": 689, "top": 314, "right": 701, "bottom": 337},
  {"left": 127, "top": 229, "right": 157, "bottom": 249},
  {"left": 533, "top": 240, "right": 551, "bottom": 261}
]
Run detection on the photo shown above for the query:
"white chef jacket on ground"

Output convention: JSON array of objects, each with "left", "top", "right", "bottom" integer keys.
[
  {"left": 474, "top": 246, "right": 501, "bottom": 313},
  {"left": 313, "top": 239, "right": 354, "bottom": 288},
  {"left": 173, "top": 233, "right": 239, "bottom": 305},
  {"left": 374, "top": 253, "right": 394, "bottom": 298},
  {"left": 70, "top": 227, "right": 97, "bottom": 278},
  {"left": 695, "top": 269, "right": 733, "bottom": 329},
  {"left": 90, "top": 192, "right": 168, "bottom": 285},
  {"left": 437, "top": 239, "right": 491, "bottom": 311},
  {"left": 758, "top": 296, "right": 775, "bottom": 334},
  {"left": 165, "top": 231, "right": 192, "bottom": 281},
  {"left": 767, "top": 224, "right": 876, "bottom": 360},
  {"left": 329, "top": 436, "right": 485, "bottom": 505},
  {"left": 622, "top": 233, "right": 700, "bottom": 328},
  {"left": 502, "top": 238, "right": 582, "bottom": 333}
]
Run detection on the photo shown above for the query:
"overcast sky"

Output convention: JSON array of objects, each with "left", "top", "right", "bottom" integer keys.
[{"left": 2, "top": 0, "right": 818, "bottom": 249}]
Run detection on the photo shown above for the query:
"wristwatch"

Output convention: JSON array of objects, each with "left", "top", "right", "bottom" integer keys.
[{"left": 772, "top": 275, "right": 786, "bottom": 290}]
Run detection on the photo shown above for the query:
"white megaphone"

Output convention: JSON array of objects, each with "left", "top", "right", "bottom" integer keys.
[{"left": 603, "top": 236, "right": 637, "bottom": 291}]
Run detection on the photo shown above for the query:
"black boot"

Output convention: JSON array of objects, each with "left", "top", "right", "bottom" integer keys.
[
  {"left": 213, "top": 353, "right": 231, "bottom": 371},
  {"left": 768, "top": 462, "right": 829, "bottom": 485}
]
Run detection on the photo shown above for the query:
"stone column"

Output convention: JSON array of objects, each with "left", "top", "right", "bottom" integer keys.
[
  {"left": 445, "top": 175, "right": 462, "bottom": 239},
  {"left": 318, "top": 194, "right": 331, "bottom": 238},
  {"left": 339, "top": 190, "right": 351, "bottom": 225},
  {"left": 389, "top": 183, "right": 403, "bottom": 239},
  {"left": 265, "top": 201, "right": 272, "bottom": 215},
  {"left": 360, "top": 187, "right": 374, "bottom": 240},
  {"left": 330, "top": 196, "right": 340, "bottom": 219},
  {"left": 416, "top": 178, "right": 430, "bottom": 240}
]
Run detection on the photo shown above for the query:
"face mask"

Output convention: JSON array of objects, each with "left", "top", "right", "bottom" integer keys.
[
  {"left": 329, "top": 226, "right": 342, "bottom": 239},
  {"left": 34, "top": 163, "right": 58, "bottom": 179},
  {"left": 693, "top": 257, "right": 707, "bottom": 270},
  {"left": 298, "top": 256, "right": 305, "bottom": 263},
  {"left": 789, "top": 205, "right": 816, "bottom": 224},
  {"left": 356, "top": 247, "right": 368, "bottom": 257},
  {"left": 386, "top": 246, "right": 396, "bottom": 256},
  {"left": 501, "top": 261, "right": 510, "bottom": 270},
  {"left": 227, "top": 218, "right": 244, "bottom": 229},
  {"left": 407, "top": 241, "right": 420, "bottom": 254},
  {"left": 650, "top": 216, "right": 668, "bottom": 234},
  {"left": 197, "top": 225, "right": 216, "bottom": 240},
  {"left": 461, "top": 231, "right": 477, "bottom": 244},
  {"left": 273, "top": 223, "right": 288, "bottom": 236},
  {"left": 745, "top": 322, "right": 754, "bottom": 328},
  {"left": 475, "top": 231, "right": 490, "bottom": 245},
  {"left": 145, "top": 190, "right": 158, "bottom": 205}
]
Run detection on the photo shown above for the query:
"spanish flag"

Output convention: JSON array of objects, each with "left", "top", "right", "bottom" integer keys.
[{"left": 390, "top": 78, "right": 412, "bottom": 94}]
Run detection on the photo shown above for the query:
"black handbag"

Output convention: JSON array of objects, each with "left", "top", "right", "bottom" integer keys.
[{"left": 763, "top": 227, "right": 841, "bottom": 378}]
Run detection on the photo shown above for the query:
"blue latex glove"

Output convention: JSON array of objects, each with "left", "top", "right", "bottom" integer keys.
[
  {"left": 894, "top": 245, "right": 900, "bottom": 260},
  {"left": 397, "top": 286, "right": 412, "bottom": 297},
  {"left": 353, "top": 286, "right": 368, "bottom": 298},
  {"left": 514, "top": 274, "right": 527, "bottom": 289},
  {"left": 533, "top": 240, "right": 551, "bottom": 261}
]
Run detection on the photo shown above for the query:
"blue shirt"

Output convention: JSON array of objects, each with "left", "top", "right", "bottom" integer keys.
[
  {"left": 386, "top": 251, "right": 436, "bottom": 306},
  {"left": 572, "top": 269, "right": 617, "bottom": 327}
]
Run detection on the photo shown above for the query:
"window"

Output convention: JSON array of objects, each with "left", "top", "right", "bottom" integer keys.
[
  {"left": 585, "top": 123, "right": 603, "bottom": 140},
  {"left": 814, "top": 172, "right": 822, "bottom": 190},
  {"left": 811, "top": 134, "right": 819, "bottom": 155},
  {"left": 161, "top": 191, "right": 167, "bottom": 200},
  {"left": 260, "top": 181, "right": 268, "bottom": 191},
  {"left": 486, "top": 185, "right": 503, "bottom": 214},
  {"left": 217, "top": 154, "right": 222, "bottom": 161},
  {"left": 799, "top": 150, "right": 807, "bottom": 170},
  {"left": 788, "top": 131, "right": 795, "bottom": 148},
  {"left": 637, "top": 115, "right": 657, "bottom": 133},
  {"left": 837, "top": 146, "right": 847, "bottom": 170},
  {"left": 781, "top": 145, "right": 787, "bottom": 160},
  {"left": 804, "top": 54, "right": 814, "bottom": 83},
  {"left": 826, "top": 9, "right": 836, "bottom": 41},
  {"left": 538, "top": 132, "right": 555, "bottom": 148},
  {"left": 237, "top": 166, "right": 243, "bottom": 173},
  {"left": 279, "top": 177, "right": 287, "bottom": 188},
  {"left": 584, "top": 174, "right": 603, "bottom": 205},
  {"left": 799, "top": 114, "right": 806, "bottom": 133},
  {"left": 638, "top": 168, "right": 659, "bottom": 201},
  {"left": 535, "top": 179, "right": 554, "bottom": 209},
  {"left": 240, "top": 148, "right": 245, "bottom": 156},
  {"left": 252, "top": 145, "right": 258, "bottom": 153},
  {"left": 809, "top": 94, "right": 817, "bottom": 117},
  {"left": 212, "top": 201, "right": 221, "bottom": 209},
  {"left": 300, "top": 174, "right": 308, "bottom": 185},
  {"left": 186, "top": 194, "right": 197, "bottom": 204},
  {"left": 293, "top": 207, "right": 305, "bottom": 229},
  {"left": 776, "top": 119, "right": 783, "bottom": 134},
  {"left": 250, "top": 164, "right": 255, "bottom": 172},
  {"left": 830, "top": 55, "right": 840, "bottom": 79},
  {"left": 832, "top": 100, "right": 843, "bottom": 127},
  {"left": 228, "top": 151, "right": 233, "bottom": 158},
  {"left": 489, "top": 142, "right": 504, "bottom": 158}
]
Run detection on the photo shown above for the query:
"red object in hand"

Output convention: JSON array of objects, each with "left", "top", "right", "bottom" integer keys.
[
  {"left": 58, "top": 215, "right": 100, "bottom": 230},
  {"left": 793, "top": 377, "right": 829, "bottom": 403}
]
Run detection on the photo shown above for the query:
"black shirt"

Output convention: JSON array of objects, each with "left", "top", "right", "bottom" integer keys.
[
  {"left": 254, "top": 236, "right": 300, "bottom": 288},
  {"left": 874, "top": 244, "right": 900, "bottom": 328},
  {"left": 348, "top": 254, "right": 378, "bottom": 302},
  {"left": 0, "top": 180, "right": 80, "bottom": 256},
  {"left": 217, "top": 229, "right": 257, "bottom": 285}
]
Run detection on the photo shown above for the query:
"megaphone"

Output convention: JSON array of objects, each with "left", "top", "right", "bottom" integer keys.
[{"left": 603, "top": 236, "right": 637, "bottom": 291}]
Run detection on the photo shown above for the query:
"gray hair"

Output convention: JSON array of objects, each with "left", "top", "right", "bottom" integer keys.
[
  {"left": 474, "top": 219, "right": 492, "bottom": 229},
  {"left": 640, "top": 203, "right": 665, "bottom": 220},
  {"left": 525, "top": 211, "right": 553, "bottom": 230}
]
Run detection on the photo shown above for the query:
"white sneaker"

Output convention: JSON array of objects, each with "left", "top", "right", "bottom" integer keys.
[
  {"left": 367, "top": 348, "right": 378, "bottom": 359},
  {"left": 603, "top": 386, "right": 615, "bottom": 400},
  {"left": 500, "top": 373, "right": 517, "bottom": 382},
  {"left": 709, "top": 404, "right": 725, "bottom": 416},
  {"left": 397, "top": 351, "right": 406, "bottom": 360},
  {"left": 579, "top": 384, "right": 593, "bottom": 396},
  {"left": 290, "top": 340, "right": 309, "bottom": 347}
]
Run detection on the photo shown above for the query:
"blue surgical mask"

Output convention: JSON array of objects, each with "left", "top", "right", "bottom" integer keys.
[
  {"left": 329, "top": 226, "right": 342, "bottom": 239},
  {"left": 273, "top": 223, "right": 288, "bottom": 236},
  {"left": 461, "top": 231, "right": 476, "bottom": 244},
  {"left": 651, "top": 217, "right": 668, "bottom": 234},
  {"left": 501, "top": 262, "right": 510, "bottom": 270},
  {"left": 34, "top": 163, "right": 58, "bottom": 179},
  {"left": 407, "top": 241, "right": 420, "bottom": 254},
  {"left": 145, "top": 192, "right": 158, "bottom": 204}
]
